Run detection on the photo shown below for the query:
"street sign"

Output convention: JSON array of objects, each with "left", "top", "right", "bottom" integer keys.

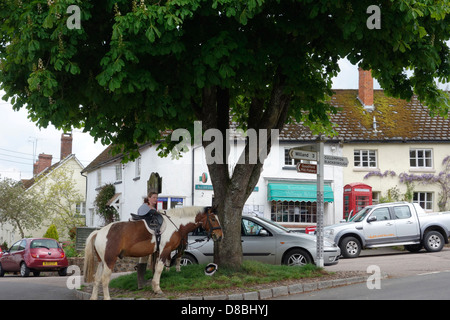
[
  {"left": 324, "top": 155, "right": 348, "bottom": 167},
  {"left": 289, "top": 149, "right": 317, "bottom": 161},
  {"left": 296, "top": 163, "right": 317, "bottom": 174}
]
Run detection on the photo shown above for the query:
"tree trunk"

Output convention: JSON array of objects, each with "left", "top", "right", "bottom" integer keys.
[{"left": 199, "top": 71, "right": 291, "bottom": 269}]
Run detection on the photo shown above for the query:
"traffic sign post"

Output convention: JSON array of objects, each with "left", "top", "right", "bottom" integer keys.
[
  {"left": 289, "top": 141, "right": 348, "bottom": 268},
  {"left": 316, "top": 137, "right": 325, "bottom": 268},
  {"left": 289, "top": 149, "right": 317, "bottom": 161}
]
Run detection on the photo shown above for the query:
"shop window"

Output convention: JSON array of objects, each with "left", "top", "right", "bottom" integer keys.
[
  {"left": 271, "top": 201, "right": 317, "bottom": 223},
  {"left": 157, "top": 197, "right": 184, "bottom": 210}
]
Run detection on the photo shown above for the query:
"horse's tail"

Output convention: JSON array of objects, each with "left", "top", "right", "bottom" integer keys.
[{"left": 83, "top": 230, "right": 99, "bottom": 283}]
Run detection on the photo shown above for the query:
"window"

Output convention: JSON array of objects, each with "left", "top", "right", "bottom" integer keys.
[
  {"left": 413, "top": 192, "right": 433, "bottom": 210},
  {"left": 372, "top": 192, "right": 381, "bottom": 205},
  {"left": 135, "top": 157, "right": 141, "bottom": 178},
  {"left": 157, "top": 197, "right": 184, "bottom": 210},
  {"left": 271, "top": 201, "right": 317, "bottom": 223},
  {"left": 284, "top": 149, "right": 300, "bottom": 166},
  {"left": 76, "top": 202, "right": 86, "bottom": 215},
  {"left": 242, "top": 219, "right": 266, "bottom": 236},
  {"left": 410, "top": 149, "right": 432, "bottom": 168},
  {"left": 354, "top": 150, "right": 377, "bottom": 168},
  {"left": 394, "top": 206, "right": 412, "bottom": 219},
  {"left": 96, "top": 170, "right": 102, "bottom": 187},
  {"left": 115, "top": 164, "right": 122, "bottom": 181},
  {"left": 370, "top": 207, "right": 391, "bottom": 221}
]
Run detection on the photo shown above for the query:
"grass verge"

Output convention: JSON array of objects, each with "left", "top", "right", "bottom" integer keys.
[{"left": 109, "top": 260, "right": 327, "bottom": 294}]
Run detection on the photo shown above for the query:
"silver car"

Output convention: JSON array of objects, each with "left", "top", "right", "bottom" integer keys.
[{"left": 180, "top": 214, "right": 340, "bottom": 266}]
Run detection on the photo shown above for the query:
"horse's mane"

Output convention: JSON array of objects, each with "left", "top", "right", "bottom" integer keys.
[{"left": 162, "top": 206, "right": 205, "bottom": 219}]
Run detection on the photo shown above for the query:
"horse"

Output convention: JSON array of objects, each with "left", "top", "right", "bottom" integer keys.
[{"left": 83, "top": 206, "right": 222, "bottom": 300}]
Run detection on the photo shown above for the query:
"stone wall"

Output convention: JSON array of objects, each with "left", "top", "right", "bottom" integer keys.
[{"left": 68, "top": 256, "right": 143, "bottom": 274}]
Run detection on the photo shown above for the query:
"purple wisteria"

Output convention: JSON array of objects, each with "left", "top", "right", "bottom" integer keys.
[
  {"left": 363, "top": 156, "right": 450, "bottom": 211},
  {"left": 363, "top": 170, "right": 396, "bottom": 180}
]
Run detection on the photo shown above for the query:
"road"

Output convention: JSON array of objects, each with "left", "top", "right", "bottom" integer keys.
[
  {"left": 273, "top": 246, "right": 450, "bottom": 300},
  {"left": 0, "top": 247, "right": 449, "bottom": 300},
  {"left": 0, "top": 274, "right": 77, "bottom": 300}
]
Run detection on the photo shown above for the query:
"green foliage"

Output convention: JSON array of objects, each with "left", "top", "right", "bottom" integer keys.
[
  {"left": 0, "top": 178, "right": 45, "bottom": 238},
  {"left": 43, "top": 224, "right": 59, "bottom": 241},
  {"left": 94, "top": 183, "right": 119, "bottom": 225},
  {"left": 1, "top": 1, "right": 449, "bottom": 155}
]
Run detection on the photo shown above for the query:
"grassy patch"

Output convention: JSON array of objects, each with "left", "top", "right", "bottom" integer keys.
[{"left": 109, "top": 260, "right": 327, "bottom": 294}]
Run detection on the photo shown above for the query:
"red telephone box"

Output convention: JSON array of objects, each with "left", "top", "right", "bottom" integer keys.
[{"left": 343, "top": 183, "right": 372, "bottom": 220}]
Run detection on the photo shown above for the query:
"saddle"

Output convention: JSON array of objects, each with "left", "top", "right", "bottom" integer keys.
[
  {"left": 130, "top": 209, "right": 165, "bottom": 252},
  {"left": 130, "top": 209, "right": 164, "bottom": 234}
]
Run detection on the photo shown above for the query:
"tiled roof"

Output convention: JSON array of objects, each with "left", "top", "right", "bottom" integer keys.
[
  {"left": 280, "top": 90, "right": 450, "bottom": 142},
  {"left": 21, "top": 154, "right": 81, "bottom": 189}
]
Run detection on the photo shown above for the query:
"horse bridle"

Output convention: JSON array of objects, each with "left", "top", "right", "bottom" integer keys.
[{"left": 204, "top": 211, "right": 222, "bottom": 240}]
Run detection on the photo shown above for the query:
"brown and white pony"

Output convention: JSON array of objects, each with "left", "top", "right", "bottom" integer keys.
[{"left": 83, "top": 206, "right": 222, "bottom": 300}]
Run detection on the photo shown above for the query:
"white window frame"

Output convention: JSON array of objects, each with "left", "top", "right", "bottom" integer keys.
[
  {"left": 135, "top": 157, "right": 141, "bottom": 178},
  {"left": 354, "top": 149, "right": 377, "bottom": 168},
  {"left": 413, "top": 192, "right": 433, "bottom": 211},
  {"left": 96, "top": 170, "right": 102, "bottom": 187},
  {"left": 115, "top": 164, "right": 122, "bottom": 182},
  {"left": 410, "top": 149, "right": 433, "bottom": 169}
]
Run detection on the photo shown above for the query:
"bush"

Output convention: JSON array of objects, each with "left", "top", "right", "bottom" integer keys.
[
  {"left": 43, "top": 224, "right": 59, "bottom": 241},
  {"left": 94, "top": 183, "right": 119, "bottom": 224}
]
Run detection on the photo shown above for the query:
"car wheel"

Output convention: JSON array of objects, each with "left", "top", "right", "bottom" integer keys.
[
  {"left": 58, "top": 268, "right": 67, "bottom": 276},
  {"left": 179, "top": 254, "right": 198, "bottom": 266},
  {"left": 0, "top": 263, "right": 5, "bottom": 277},
  {"left": 340, "top": 236, "right": 361, "bottom": 258},
  {"left": 20, "top": 262, "right": 30, "bottom": 277},
  {"left": 423, "top": 231, "right": 444, "bottom": 252},
  {"left": 283, "top": 248, "right": 312, "bottom": 266}
]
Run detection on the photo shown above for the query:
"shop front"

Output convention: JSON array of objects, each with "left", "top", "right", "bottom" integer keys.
[{"left": 267, "top": 182, "right": 334, "bottom": 227}]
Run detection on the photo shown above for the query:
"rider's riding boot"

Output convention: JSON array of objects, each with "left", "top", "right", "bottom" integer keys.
[{"left": 137, "top": 263, "right": 147, "bottom": 290}]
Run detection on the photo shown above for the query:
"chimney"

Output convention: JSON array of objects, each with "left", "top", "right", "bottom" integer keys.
[
  {"left": 33, "top": 153, "right": 52, "bottom": 175},
  {"left": 358, "top": 68, "right": 374, "bottom": 111},
  {"left": 60, "top": 132, "right": 73, "bottom": 160}
]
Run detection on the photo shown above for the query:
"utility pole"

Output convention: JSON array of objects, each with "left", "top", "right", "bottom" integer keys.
[{"left": 316, "top": 135, "right": 325, "bottom": 268}]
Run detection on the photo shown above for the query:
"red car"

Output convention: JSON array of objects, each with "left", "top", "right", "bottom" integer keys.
[{"left": 0, "top": 238, "right": 68, "bottom": 277}]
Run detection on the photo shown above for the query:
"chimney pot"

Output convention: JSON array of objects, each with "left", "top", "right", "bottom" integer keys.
[
  {"left": 60, "top": 132, "right": 73, "bottom": 160},
  {"left": 33, "top": 153, "right": 52, "bottom": 175},
  {"left": 358, "top": 68, "right": 374, "bottom": 111}
]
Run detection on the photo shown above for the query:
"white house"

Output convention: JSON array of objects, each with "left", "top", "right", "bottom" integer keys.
[
  {"left": 0, "top": 133, "right": 86, "bottom": 245},
  {"left": 82, "top": 135, "right": 344, "bottom": 229}
]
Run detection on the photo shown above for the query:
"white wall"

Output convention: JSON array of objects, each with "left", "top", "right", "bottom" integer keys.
[{"left": 85, "top": 141, "right": 345, "bottom": 227}]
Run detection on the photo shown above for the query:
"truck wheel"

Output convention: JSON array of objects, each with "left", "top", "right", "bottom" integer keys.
[
  {"left": 340, "top": 236, "right": 361, "bottom": 258},
  {"left": 423, "top": 231, "right": 444, "bottom": 252}
]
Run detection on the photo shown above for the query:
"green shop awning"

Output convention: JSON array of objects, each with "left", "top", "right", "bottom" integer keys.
[{"left": 268, "top": 183, "right": 334, "bottom": 203}]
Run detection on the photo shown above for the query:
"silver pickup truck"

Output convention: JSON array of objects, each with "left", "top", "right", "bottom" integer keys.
[{"left": 324, "top": 202, "right": 450, "bottom": 258}]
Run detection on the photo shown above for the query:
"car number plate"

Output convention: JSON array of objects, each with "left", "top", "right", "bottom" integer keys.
[{"left": 43, "top": 262, "right": 57, "bottom": 266}]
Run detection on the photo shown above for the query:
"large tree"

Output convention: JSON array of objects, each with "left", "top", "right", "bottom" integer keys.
[
  {"left": 0, "top": 178, "right": 44, "bottom": 239},
  {"left": 1, "top": 0, "right": 450, "bottom": 268}
]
